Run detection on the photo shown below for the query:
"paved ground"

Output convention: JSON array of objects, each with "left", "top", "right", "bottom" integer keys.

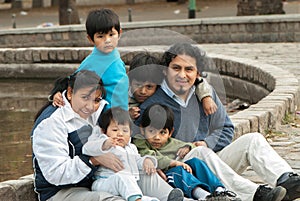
[
  {"left": 0, "top": 0, "right": 300, "bottom": 29},
  {"left": 0, "top": 0, "right": 300, "bottom": 198}
]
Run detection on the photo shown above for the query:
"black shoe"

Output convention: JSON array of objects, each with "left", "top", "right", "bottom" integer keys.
[
  {"left": 203, "top": 191, "right": 242, "bottom": 201},
  {"left": 277, "top": 172, "right": 300, "bottom": 201},
  {"left": 253, "top": 185, "right": 286, "bottom": 201},
  {"left": 167, "top": 188, "right": 184, "bottom": 201}
]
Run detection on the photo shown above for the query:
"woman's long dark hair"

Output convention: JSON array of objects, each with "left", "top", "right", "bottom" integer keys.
[{"left": 34, "top": 70, "right": 105, "bottom": 121}]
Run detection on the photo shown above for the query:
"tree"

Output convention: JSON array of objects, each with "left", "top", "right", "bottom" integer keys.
[{"left": 59, "top": 0, "right": 80, "bottom": 25}]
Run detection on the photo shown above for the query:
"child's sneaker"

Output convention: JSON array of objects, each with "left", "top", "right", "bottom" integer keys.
[
  {"left": 167, "top": 188, "right": 184, "bottom": 201},
  {"left": 141, "top": 196, "right": 160, "bottom": 201}
]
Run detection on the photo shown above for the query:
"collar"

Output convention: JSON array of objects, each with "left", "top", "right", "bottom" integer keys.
[{"left": 161, "top": 80, "right": 195, "bottom": 107}]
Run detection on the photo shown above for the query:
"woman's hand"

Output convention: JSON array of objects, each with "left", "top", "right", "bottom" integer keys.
[{"left": 91, "top": 153, "right": 124, "bottom": 172}]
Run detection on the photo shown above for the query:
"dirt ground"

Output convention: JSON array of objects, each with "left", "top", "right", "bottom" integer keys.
[{"left": 0, "top": 0, "right": 299, "bottom": 29}]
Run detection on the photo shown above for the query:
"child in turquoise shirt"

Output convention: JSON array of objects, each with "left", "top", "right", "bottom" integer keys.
[{"left": 52, "top": 8, "right": 128, "bottom": 111}]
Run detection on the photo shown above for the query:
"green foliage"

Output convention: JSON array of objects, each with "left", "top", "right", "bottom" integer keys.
[{"left": 282, "top": 113, "right": 295, "bottom": 125}]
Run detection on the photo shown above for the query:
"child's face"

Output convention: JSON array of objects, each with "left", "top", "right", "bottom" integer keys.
[
  {"left": 142, "top": 126, "right": 172, "bottom": 149},
  {"left": 68, "top": 87, "right": 102, "bottom": 119},
  {"left": 106, "top": 120, "right": 131, "bottom": 148},
  {"left": 131, "top": 80, "right": 157, "bottom": 103},
  {"left": 90, "top": 27, "right": 120, "bottom": 54}
]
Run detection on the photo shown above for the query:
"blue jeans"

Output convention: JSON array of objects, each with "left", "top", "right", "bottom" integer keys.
[{"left": 165, "top": 158, "right": 224, "bottom": 198}]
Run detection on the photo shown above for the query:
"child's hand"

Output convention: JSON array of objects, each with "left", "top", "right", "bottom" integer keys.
[
  {"left": 143, "top": 158, "right": 156, "bottom": 175},
  {"left": 157, "top": 169, "right": 167, "bottom": 181},
  {"left": 176, "top": 146, "right": 190, "bottom": 159},
  {"left": 202, "top": 96, "right": 218, "bottom": 116},
  {"left": 129, "top": 106, "right": 140, "bottom": 119},
  {"left": 171, "top": 160, "right": 192, "bottom": 173},
  {"left": 102, "top": 137, "right": 117, "bottom": 150},
  {"left": 52, "top": 92, "right": 64, "bottom": 107},
  {"left": 193, "top": 141, "right": 208, "bottom": 147}
]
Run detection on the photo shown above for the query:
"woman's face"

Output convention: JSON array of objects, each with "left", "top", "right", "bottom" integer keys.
[{"left": 68, "top": 86, "right": 102, "bottom": 119}]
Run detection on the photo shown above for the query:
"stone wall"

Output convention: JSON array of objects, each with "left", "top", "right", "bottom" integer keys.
[
  {"left": 237, "top": 0, "right": 285, "bottom": 16},
  {"left": 0, "top": 14, "right": 299, "bottom": 48}
]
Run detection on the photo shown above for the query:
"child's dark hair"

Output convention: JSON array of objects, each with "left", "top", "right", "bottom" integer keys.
[
  {"left": 86, "top": 8, "right": 121, "bottom": 42},
  {"left": 128, "top": 52, "right": 164, "bottom": 85},
  {"left": 141, "top": 104, "right": 174, "bottom": 132},
  {"left": 161, "top": 42, "right": 206, "bottom": 74},
  {"left": 34, "top": 70, "right": 105, "bottom": 121},
  {"left": 99, "top": 107, "right": 132, "bottom": 133}
]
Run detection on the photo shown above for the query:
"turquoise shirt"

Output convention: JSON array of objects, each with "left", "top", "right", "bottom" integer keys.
[{"left": 76, "top": 47, "right": 129, "bottom": 111}]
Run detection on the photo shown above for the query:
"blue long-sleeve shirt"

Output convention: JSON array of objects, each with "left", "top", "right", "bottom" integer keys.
[
  {"left": 76, "top": 47, "right": 129, "bottom": 111},
  {"left": 135, "top": 84, "right": 234, "bottom": 152}
]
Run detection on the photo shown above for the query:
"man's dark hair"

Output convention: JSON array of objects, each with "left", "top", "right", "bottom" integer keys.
[
  {"left": 99, "top": 107, "right": 132, "bottom": 133},
  {"left": 85, "top": 8, "right": 121, "bottom": 42},
  {"left": 161, "top": 42, "right": 206, "bottom": 73},
  {"left": 141, "top": 103, "right": 174, "bottom": 132}
]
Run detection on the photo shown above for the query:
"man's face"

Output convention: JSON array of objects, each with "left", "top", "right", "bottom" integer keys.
[
  {"left": 131, "top": 80, "right": 158, "bottom": 103},
  {"left": 165, "top": 54, "right": 198, "bottom": 98},
  {"left": 90, "top": 27, "right": 120, "bottom": 54}
]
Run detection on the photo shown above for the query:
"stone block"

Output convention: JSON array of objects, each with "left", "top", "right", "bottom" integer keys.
[
  {"left": 0, "top": 183, "right": 16, "bottom": 201},
  {"left": 40, "top": 49, "right": 49, "bottom": 61},
  {"left": 24, "top": 50, "right": 33, "bottom": 62},
  {"left": 230, "top": 118, "right": 251, "bottom": 138},
  {"left": 32, "top": 50, "right": 41, "bottom": 63},
  {"left": 231, "top": 113, "right": 259, "bottom": 133},
  {"left": 233, "top": 110, "right": 270, "bottom": 134}
]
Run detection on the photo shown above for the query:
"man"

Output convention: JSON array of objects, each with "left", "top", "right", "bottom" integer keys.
[{"left": 135, "top": 43, "right": 300, "bottom": 201}]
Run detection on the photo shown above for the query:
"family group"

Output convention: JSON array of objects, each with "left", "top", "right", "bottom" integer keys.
[{"left": 30, "top": 8, "right": 300, "bottom": 201}]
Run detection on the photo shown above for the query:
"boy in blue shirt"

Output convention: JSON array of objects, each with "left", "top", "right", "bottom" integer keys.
[{"left": 52, "top": 8, "right": 128, "bottom": 111}]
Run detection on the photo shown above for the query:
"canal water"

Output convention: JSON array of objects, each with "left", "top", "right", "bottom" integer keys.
[
  {"left": 0, "top": 79, "right": 53, "bottom": 182},
  {"left": 0, "top": 110, "right": 35, "bottom": 182}
]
